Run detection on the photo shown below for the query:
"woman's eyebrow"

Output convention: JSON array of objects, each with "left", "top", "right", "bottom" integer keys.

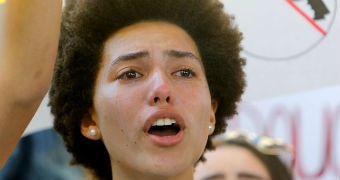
[
  {"left": 238, "top": 172, "right": 266, "bottom": 180},
  {"left": 109, "top": 49, "right": 200, "bottom": 68},
  {"left": 200, "top": 173, "right": 225, "bottom": 180},
  {"left": 110, "top": 51, "right": 149, "bottom": 67},
  {"left": 165, "top": 49, "right": 201, "bottom": 61}
]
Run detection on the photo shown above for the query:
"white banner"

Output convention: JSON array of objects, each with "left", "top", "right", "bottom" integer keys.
[{"left": 229, "top": 86, "right": 340, "bottom": 180}]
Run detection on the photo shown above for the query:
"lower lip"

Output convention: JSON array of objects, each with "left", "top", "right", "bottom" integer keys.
[{"left": 147, "top": 130, "right": 184, "bottom": 147}]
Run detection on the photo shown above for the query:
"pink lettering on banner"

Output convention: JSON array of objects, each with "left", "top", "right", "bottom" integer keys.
[
  {"left": 331, "top": 104, "right": 340, "bottom": 176},
  {"left": 230, "top": 103, "right": 340, "bottom": 179}
]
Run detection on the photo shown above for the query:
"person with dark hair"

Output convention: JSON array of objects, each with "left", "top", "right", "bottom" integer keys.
[
  {"left": 0, "top": 0, "right": 244, "bottom": 179},
  {"left": 48, "top": 0, "right": 246, "bottom": 179},
  {"left": 194, "top": 131, "right": 294, "bottom": 180}
]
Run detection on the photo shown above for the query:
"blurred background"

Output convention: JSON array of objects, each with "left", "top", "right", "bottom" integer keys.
[{"left": 222, "top": 1, "right": 340, "bottom": 179}]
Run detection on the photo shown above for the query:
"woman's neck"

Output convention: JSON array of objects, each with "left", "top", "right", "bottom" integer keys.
[{"left": 111, "top": 165, "right": 194, "bottom": 180}]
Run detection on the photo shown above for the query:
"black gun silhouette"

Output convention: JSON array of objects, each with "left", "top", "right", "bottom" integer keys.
[
  {"left": 307, "top": 0, "right": 329, "bottom": 20},
  {"left": 294, "top": 0, "right": 330, "bottom": 20}
]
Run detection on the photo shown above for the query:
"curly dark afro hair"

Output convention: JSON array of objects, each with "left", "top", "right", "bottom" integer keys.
[{"left": 49, "top": 0, "right": 246, "bottom": 179}]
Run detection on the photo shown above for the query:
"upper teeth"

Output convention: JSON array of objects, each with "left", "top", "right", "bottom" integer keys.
[{"left": 152, "top": 118, "right": 176, "bottom": 126}]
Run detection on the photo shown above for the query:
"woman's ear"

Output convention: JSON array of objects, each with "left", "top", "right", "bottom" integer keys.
[
  {"left": 209, "top": 99, "right": 218, "bottom": 135},
  {"left": 212, "top": 99, "right": 218, "bottom": 114},
  {"left": 80, "top": 109, "right": 102, "bottom": 140}
]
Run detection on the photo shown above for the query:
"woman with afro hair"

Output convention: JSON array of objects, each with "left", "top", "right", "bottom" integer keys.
[{"left": 49, "top": 0, "right": 246, "bottom": 179}]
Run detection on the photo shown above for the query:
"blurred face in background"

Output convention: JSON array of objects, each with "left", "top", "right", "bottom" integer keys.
[{"left": 194, "top": 145, "right": 271, "bottom": 180}]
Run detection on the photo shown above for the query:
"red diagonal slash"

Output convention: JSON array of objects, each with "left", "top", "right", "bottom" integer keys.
[{"left": 286, "top": 0, "right": 327, "bottom": 36}]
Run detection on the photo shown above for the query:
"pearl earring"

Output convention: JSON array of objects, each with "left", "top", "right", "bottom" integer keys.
[
  {"left": 90, "top": 128, "right": 97, "bottom": 136},
  {"left": 208, "top": 125, "right": 213, "bottom": 130}
]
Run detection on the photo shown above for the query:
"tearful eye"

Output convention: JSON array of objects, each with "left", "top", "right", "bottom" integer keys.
[
  {"left": 174, "top": 68, "right": 195, "bottom": 78},
  {"left": 118, "top": 70, "right": 142, "bottom": 80}
]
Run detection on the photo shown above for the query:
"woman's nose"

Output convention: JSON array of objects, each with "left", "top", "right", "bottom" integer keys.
[
  {"left": 148, "top": 71, "right": 173, "bottom": 106},
  {"left": 153, "top": 96, "right": 171, "bottom": 104}
]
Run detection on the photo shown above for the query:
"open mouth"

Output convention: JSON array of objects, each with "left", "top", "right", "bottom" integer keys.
[{"left": 148, "top": 118, "right": 180, "bottom": 136}]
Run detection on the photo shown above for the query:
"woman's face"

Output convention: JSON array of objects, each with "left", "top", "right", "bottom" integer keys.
[
  {"left": 194, "top": 145, "right": 271, "bottom": 180},
  {"left": 82, "top": 21, "right": 217, "bottom": 179}
]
